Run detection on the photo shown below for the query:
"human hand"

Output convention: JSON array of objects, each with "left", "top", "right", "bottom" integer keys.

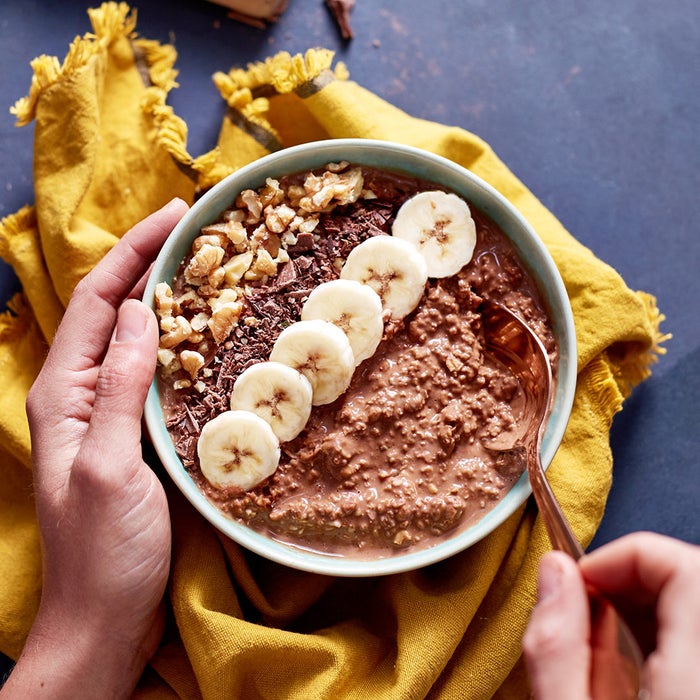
[
  {"left": 2, "top": 199, "right": 188, "bottom": 699},
  {"left": 523, "top": 532, "right": 700, "bottom": 699}
]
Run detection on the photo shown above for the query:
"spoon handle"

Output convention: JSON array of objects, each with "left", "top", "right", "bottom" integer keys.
[
  {"left": 528, "top": 447, "right": 646, "bottom": 698},
  {"left": 526, "top": 442, "right": 585, "bottom": 559}
]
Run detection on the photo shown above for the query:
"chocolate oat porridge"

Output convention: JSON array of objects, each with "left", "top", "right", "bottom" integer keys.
[{"left": 154, "top": 162, "right": 558, "bottom": 557}]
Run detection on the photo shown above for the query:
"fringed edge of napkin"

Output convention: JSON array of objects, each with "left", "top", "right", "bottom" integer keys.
[
  {"left": 620, "top": 291, "right": 671, "bottom": 390},
  {"left": 134, "top": 34, "right": 226, "bottom": 190},
  {"left": 187, "top": 48, "right": 347, "bottom": 189},
  {"left": 0, "top": 294, "right": 31, "bottom": 346},
  {"left": 213, "top": 48, "right": 348, "bottom": 136},
  {"left": 0, "top": 206, "right": 35, "bottom": 265},
  {"left": 0, "top": 208, "right": 36, "bottom": 343},
  {"left": 143, "top": 91, "right": 225, "bottom": 191},
  {"left": 10, "top": 2, "right": 138, "bottom": 126},
  {"left": 588, "top": 291, "right": 671, "bottom": 420},
  {"left": 0, "top": 206, "right": 65, "bottom": 344},
  {"left": 214, "top": 47, "right": 348, "bottom": 108},
  {"left": 9, "top": 1, "right": 207, "bottom": 194}
]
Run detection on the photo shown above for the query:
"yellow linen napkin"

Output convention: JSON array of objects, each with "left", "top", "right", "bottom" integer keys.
[{"left": 0, "top": 4, "right": 667, "bottom": 698}]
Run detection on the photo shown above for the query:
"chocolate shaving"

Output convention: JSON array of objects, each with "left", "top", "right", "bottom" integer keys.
[{"left": 325, "top": 0, "right": 355, "bottom": 40}]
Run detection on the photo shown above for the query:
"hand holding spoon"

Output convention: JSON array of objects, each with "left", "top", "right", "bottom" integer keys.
[{"left": 480, "top": 299, "right": 647, "bottom": 700}]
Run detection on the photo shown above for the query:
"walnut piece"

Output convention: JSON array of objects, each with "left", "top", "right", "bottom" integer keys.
[
  {"left": 237, "top": 189, "right": 263, "bottom": 223},
  {"left": 155, "top": 282, "right": 177, "bottom": 317},
  {"left": 208, "top": 293, "right": 243, "bottom": 343},
  {"left": 180, "top": 349, "right": 205, "bottom": 380},
  {"left": 245, "top": 248, "right": 277, "bottom": 280},
  {"left": 185, "top": 244, "right": 226, "bottom": 283},
  {"left": 160, "top": 315, "right": 194, "bottom": 349},
  {"left": 299, "top": 167, "right": 364, "bottom": 212},
  {"left": 157, "top": 161, "right": 374, "bottom": 369}
]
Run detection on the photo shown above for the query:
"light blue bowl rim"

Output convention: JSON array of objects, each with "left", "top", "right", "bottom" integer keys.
[{"left": 143, "top": 138, "right": 577, "bottom": 577}]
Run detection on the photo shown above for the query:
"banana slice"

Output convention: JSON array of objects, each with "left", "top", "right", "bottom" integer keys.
[
  {"left": 392, "top": 190, "right": 476, "bottom": 278},
  {"left": 270, "top": 319, "right": 355, "bottom": 406},
  {"left": 197, "top": 410, "right": 280, "bottom": 491},
  {"left": 339, "top": 235, "right": 428, "bottom": 319},
  {"left": 301, "top": 279, "right": 384, "bottom": 365},
  {"left": 230, "top": 361, "right": 313, "bottom": 442}
]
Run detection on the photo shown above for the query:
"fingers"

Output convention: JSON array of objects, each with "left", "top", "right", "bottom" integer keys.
[
  {"left": 523, "top": 551, "right": 591, "bottom": 700},
  {"left": 582, "top": 532, "right": 700, "bottom": 698},
  {"left": 28, "top": 200, "right": 186, "bottom": 489},
  {"left": 580, "top": 532, "right": 700, "bottom": 599},
  {"left": 78, "top": 299, "right": 160, "bottom": 467},
  {"left": 80, "top": 197, "right": 189, "bottom": 309},
  {"left": 48, "top": 198, "right": 188, "bottom": 376}
]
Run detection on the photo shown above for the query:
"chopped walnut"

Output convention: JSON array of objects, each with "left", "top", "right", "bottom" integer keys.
[
  {"left": 173, "top": 290, "right": 204, "bottom": 311},
  {"left": 155, "top": 282, "right": 177, "bottom": 317},
  {"left": 264, "top": 233, "right": 282, "bottom": 257},
  {"left": 286, "top": 184, "right": 307, "bottom": 208},
  {"left": 185, "top": 243, "right": 225, "bottom": 283},
  {"left": 259, "top": 178, "right": 285, "bottom": 207},
  {"left": 225, "top": 219, "right": 248, "bottom": 246},
  {"left": 332, "top": 167, "right": 364, "bottom": 205},
  {"left": 180, "top": 349, "right": 205, "bottom": 379},
  {"left": 189, "top": 311, "right": 210, "bottom": 333},
  {"left": 208, "top": 289, "right": 243, "bottom": 343},
  {"left": 193, "top": 230, "right": 229, "bottom": 251},
  {"left": 160, "top": 315, "right": 193, "bottom": 349},
  {"left": 299, "top": 167, "right": 364, "bottom": 212},
  {"left": 223, "top": 208, "right": 245, "bottom": 223},
  {"left": 159, "top": 315, "right": 176, "bottom": 333},
  {"left": 198, "top": 284, "right": 224, "bottom": 299},
  {"left": 264, "top": 203, "right": 296, "bottom": 233},
  {"left": 237, "top": 189, "right": 263, "bottom": 223},
  {"left": 281, "top": 230, "right": 298, "bottom": 247},
  {"left": 208, "top": 301, "right": 243, "bottom": 343},
  {"left": 244, "top": 248, "right": 277, "bottom": 280},
  {"left": 207, "top": 266, "right": 226, "bottom": 289},
  {"left": 209, "top": 288, "right": 239, "bottom": 309},
  {"left": 223, "top": 252, "right": 254, "bottom": 286},
  {"left": 249, "top": 223, "right": 268, "bottom": 246},
  {"left": 298, "top": 216, "right": 319, "bottom": 234},
  {"left": 275, "top": 248, "right": 290, "bottom": 265},
  {"left": 326, "top": 160, "right": 350, "bottom": 172},
  {"left": 157, "top": 347, "right": 181, "bottom": 373}
]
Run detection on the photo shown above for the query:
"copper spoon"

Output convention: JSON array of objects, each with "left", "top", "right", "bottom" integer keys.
[{"left": 480, "top": 299, "right": 647, "bottom": 700}]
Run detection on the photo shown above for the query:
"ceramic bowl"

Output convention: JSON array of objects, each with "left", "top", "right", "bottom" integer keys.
[{"left": 143, "top": 139, "right": 577, "bottom": 576}]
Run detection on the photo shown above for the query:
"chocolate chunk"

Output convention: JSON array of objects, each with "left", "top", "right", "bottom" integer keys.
[{"left": 288, "top": 231, "right": 315, "bottom": 252}]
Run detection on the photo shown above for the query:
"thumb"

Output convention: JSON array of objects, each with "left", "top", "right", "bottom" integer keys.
[
  {"left": 523, "top": 552, "right": 591, "bottom": 699},
  {"left": 85, "top": 299, "right": 159, "bottom": 449}
]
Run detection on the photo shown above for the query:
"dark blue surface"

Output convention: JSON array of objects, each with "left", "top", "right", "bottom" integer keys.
[{"left": 1, "top": 0, "right": 698, "bottom": 675}]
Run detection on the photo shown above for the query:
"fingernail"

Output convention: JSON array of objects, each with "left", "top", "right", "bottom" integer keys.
[
  {"left": 163, "top": 197, "right": 188, "bottom": 214},
  {"left": 115, "top": 300, "right": 148, "bottom": 342},
  {"left": 537, "top": 554, "right": 563, "bottom": 602}
]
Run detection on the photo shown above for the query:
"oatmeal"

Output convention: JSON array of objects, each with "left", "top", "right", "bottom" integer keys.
[{"left": 156, "top": 163, "right": 558, "bottom": 556}]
